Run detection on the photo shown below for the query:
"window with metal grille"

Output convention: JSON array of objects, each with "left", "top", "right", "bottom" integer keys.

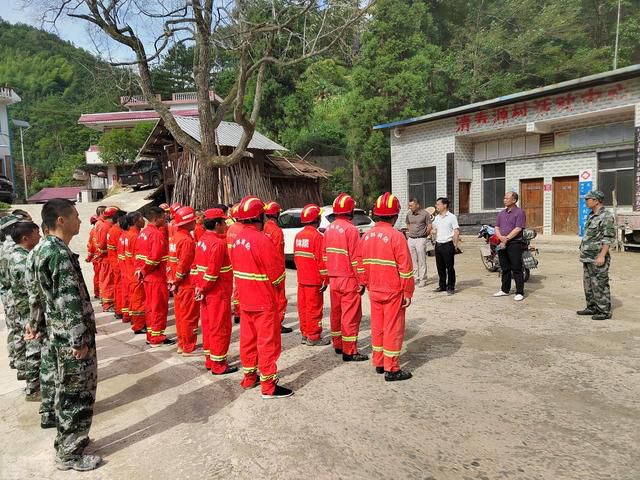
[
  {"left": 598, "top": 149, "right": 634, "bottom": 206},
  {"left": 482, "top": 163, "right": 505, "bottom": 210},
  {"left": 408, "top": 167, "right": 437, "bottom": 209}
]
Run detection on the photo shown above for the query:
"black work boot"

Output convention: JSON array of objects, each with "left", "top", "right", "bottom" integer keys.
[
  {"left": 342, "top": 353, "right": 369, "bottom": 362},
  {"left": 591, "top": 313, "right": 612, "bottom": 321},
  {"left": 384, "top": 370, "right": 412, "bottom": 382},
  {"left": 211, "top": 365, "right": 239, "bottom": 376},
  {"left": 306, "top": 337, "right": 331, "bottom": 346},
  {"left": 375, "top": 367, "right": 385, "bottom": 374},
  {"left": 281, "top": 325, "right": 293, "bottom": 334},
  {"left": 334, "top": 348, "right": 343, "bottom": 355},
  {"left": 234, "top": 316, "right": 240, "bottom": 324},
  {"left": 261, "top": 385, "right": 294, "bottom": 399},
  {"left": 577, "top": 308, "right": 596, "bottom": 315}
]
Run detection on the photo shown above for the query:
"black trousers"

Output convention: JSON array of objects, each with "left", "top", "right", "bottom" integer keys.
[
  {"left": 498, "top": 240, "right": 524, "bottom": 295},
  {"left": 435, "top": 241, "right": 456, "bottom": 290}
]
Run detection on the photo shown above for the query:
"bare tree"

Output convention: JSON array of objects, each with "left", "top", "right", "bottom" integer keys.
[{"left": 33, "top": 0, "right": 373, "bottom": 168}]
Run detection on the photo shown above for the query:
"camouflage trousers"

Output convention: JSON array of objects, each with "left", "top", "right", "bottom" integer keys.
[
  {"left": 13, "top": 312, "right": 28, "bottom": 377},
  {"left": 582, "top": 256, "right": 611, "bottom": 315},
  {"left": 1, "top": 296, "right": 17, "bottom": 366},
  {"left": 50, "top": 338, "right": 98, "bottom": 460},
  {"left": 39, "top": 340, "right": 56, "bottom": 425},
  {"left": 24, "top": 337, "right": 42, "bottom": 395}
]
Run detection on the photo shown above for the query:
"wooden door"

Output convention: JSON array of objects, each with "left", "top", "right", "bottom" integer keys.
[
  {"left": 553, "top": 176, "right": 579, "bottom": 235},
  {"left": 520, "top": 178, "right": 544, "bottom": 234},
  {"left": 458, "top": 182, "right": 470, "bottom": 214}
]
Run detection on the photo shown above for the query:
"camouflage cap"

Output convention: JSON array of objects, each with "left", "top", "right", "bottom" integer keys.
[{"left": 584, "top": 190, "right": 605, "bottom": 202}]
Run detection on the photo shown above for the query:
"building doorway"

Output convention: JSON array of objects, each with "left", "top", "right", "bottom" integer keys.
[
  {"left": 458, "top": 182, "right": 470, "bottom": 214},
  {"left": 520, "top": 178, "right": 544, "bottom": 234},
  {"left": 553, "top": 176, "right": 579, "bottom": 235}
]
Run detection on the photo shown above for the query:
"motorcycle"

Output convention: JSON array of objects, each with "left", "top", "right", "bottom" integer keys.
[{"left": 477, "top": 225, "right": 539, "bottom": 282}]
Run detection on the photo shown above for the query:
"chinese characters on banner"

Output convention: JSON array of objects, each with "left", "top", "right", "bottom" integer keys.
[
  {"left": 579, "top": 169, "right": 593, "bottom": 237},
  {"left": 455, "top": 83, "right": 628, "bottom": 133},
  {"left": 634, "top": 127, "right": 640, "bottom": 212}
]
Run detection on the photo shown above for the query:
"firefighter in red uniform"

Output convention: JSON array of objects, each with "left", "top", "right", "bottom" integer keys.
[
  {"left": 116, "top": 212, "right": 131, "bottom": 323},
  {"left": 168, "top": 203, "right": 182, "bottom": 243},
  {"left": 135, "top": 206, "right": 176, "bottom": 347},
  {"left": 168, "top": 206, "right": 200, "bottom": 355},
  {"left": 96, "top": 206, "right": 118, "bottom": 311},
  {"left": 263, "top": 201, "right": 292, "bottom": 334},
  {"left": 323, "top": 193, "right": 368, "bottom": 361},
  {"left": 125, "top": 211, "right": 147, "bottom": 334},
  {"left": 193, "top": 208, "right": 237, "bottom": 375},
  {"left": 193, "top": 211, "right": 205, "bottom": 242},
  {"left": 85, "top": 215, "right": 100, "bottom": 299},
  {"left": 226, "top": 204, "right": 243, "bottom": 324},
  {"left": 230, "top": 196, "right": 293, "bottom": 399},
  {"left": 159, "top": 203, "right": 171, "bottom": 242},
  {"left": 361, "top": 193, "right": 415, "bottom": 381},
  {"left": 294, "top": 204, "right": 330, "bottom": 346},
  {"left": 108, "top": 210, "right": 126, "bottom": 319}
]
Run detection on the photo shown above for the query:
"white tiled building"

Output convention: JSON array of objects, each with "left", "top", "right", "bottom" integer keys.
[
  {"left": 0, "top": 86, "right": 21, "bottom": 190},
  {"left": 376, "top": 65, "right": 640, "bottom": 235}
]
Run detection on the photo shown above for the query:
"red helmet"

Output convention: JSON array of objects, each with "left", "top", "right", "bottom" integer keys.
[
  {"left": 264, "top": 201, "right": 282, "bottom": 216},
  {"left": 103, "top": 206, "right": 119, "bottom": 219},
  {"left": 332, "top": 193, "right": 355, "bottom": 215},
  {"left": 236, "top": 196, "right": 265, "bottom": 221},
  {"left": 230, "top": 203, "right": 240, "bottom": 220},
  {"left": 173, "top": 206, "right": 196, "bottom": 227},
  {"left": 159, "top": 203, "right": 170, "bottom": 212},
  {"left": 90, "top": 215, "right": 98, "bottom": 225},
  {"left": 373, "top": 192, "right": 400, "bottom": 217},
  {"left": 169, "top": 203, "right": 182, "bottom": 216},
  {"left": 204, "top": 208, "right": 227, "bottom": 220},
  {"left": 301, "top": 204, "right": 322, "bottom": 224}
]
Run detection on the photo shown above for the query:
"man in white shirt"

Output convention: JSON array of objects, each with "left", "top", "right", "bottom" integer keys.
[{"left": 431, "top": 197, "right": 460, "bottom": 295}]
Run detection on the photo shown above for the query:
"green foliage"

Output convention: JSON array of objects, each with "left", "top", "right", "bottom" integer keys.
[
  {"left": 97, "top": 123, "right": 155, "bottom": 165},
  {"left": 0, "top": 201, "right": 11, "bottom": 211}
]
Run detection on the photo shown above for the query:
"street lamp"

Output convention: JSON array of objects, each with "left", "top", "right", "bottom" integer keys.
[{"left": 12, "top": 119, "right": 30, "bottom": 201}]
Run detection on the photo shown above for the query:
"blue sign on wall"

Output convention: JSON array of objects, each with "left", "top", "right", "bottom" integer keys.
[{"left": 578, "top": 169, "right": 593, "bottom": 236}]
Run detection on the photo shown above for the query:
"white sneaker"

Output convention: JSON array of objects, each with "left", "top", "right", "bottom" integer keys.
[
  {"left": 514, "top": 294, "right": 524, "bottom": 301},
  {"left": 493, "top": 290, "right": 509, "bottom": 297}
]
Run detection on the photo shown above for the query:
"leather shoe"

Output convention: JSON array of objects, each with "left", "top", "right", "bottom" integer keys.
[
  {"left": 342, "top": 353, "right": 369, "bottom": 362},
  {"left": 591, "top": 313, "right": 612, "bottom": 321},
  {"left": 133, "top": 327, "right": 147, "bottom": 334},
  {"left": 375, "top": 367, "right": 384, "bottom": 374},
  {"left": 576, "top": 309, "right": 596, "bottom": 316},
  {"left": 433, "top": 287, "right": 446, "bottom": 293},
  {"left": 384, "top": 370, "right": 412, "bottom": 382},
  {"left": 281, "top": 325, "right": 293, "bottom": 334}
]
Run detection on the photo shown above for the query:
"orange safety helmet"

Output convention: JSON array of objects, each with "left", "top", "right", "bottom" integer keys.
[
  {"left": 169, "top": 203, "right": 182, "bottom": 216},
  {"left": 332, "top": 193, "right": 356, "bottom": 215},
  {"left": 204, "top": 208, "right": 227, "bottom": 220},
  {"left": 263, "top": 201, "right": 282, "bottom": 216},
  {"left": 159, "top": 203, "right": 170, "bottom": 212},
  {"left": 103, "top": 206, "right": 119, "bottom": 219},
  {"left": 373, "top": 192, "right": 400, "bottom": 217},
  {"left": 173, "top": 206, "right": 196, "bottom": 227},
  {"left": 236, "top": 196, "right": 265, "bottom": 221},
  {"left": 301, "top": 204, "right": 322, "bottom": 224},
  {"left": 230, "top": 203, "right": 240, "bottom": 220}
]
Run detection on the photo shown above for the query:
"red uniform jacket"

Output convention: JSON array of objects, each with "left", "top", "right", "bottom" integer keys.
[
  {"left": 136, "top": 223, "right": 168, "bottom": 282},
  {"left": 294, "top": 225, "right": 327, "bottom": 286},
  {"left": 107, "top": 224, "right": 122, "bottom": 269},
  {"left": 360, "top": 222, "right": 415, "bottom": 299},
  {"left": 322, "top": 217, "right": 363, "bottom": 282},
  {"left": 168, "top": 221, "right": 177, "bottom": 244},
  {"left": 229, "top": 224, "right": 285, "bottom": 311},
  {"left": 263, "top": 219, "right": 285, "bottom": 267},
  {"left": 86, "top": 226, "right": 97, "bottom": 262},
  {"left": 192, "top": 231, "right": 233, "bottom": 296},
  {"left": 193, "top": 223, "right": 205, "bottom": 242},
  {"left": 117, "top": 229, "right": 127, "bottom": 275},
  {"left": 94, "top": 219, "right": 110, "bottom": 261},
  {"left": 226, "top": 221, "right": 244, "bottom": 252},
  {"left": 124, "top": 227, "right": 140, "bottom": 281},
  {"left": 168, "top": 227, "right": 196, "bottom": 287}
]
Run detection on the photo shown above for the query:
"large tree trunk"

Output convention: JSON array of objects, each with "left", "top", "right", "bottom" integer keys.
[
  {"left": 172, "top": 150, "right": 220, "bottom": 210},
  {"left": 352, "top": 159, "right": 364, "bottom": 204}
]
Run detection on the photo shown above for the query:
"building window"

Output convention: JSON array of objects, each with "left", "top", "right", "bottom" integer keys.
[
  {"left": 482, "top": 163, "right": 505, "bottom": 210},
  {"left": 408, "top": 167, "right": 436, "bottom": 208},
  {"left": 598, "top": 149, "right": 634, "bottom": 206}
]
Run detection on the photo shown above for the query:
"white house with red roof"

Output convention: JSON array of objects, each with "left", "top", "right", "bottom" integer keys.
[{"left": 0, "top": 86, "right": 21, "bottom": 199}]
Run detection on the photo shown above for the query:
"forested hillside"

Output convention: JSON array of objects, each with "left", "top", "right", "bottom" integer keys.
[{"left": 2, "top": 0, "right": 640, "bottom": 202}]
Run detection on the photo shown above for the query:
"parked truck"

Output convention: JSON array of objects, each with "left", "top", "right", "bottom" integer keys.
[{"left": 617, "top": 212, "right": 640, "bottom": 250}]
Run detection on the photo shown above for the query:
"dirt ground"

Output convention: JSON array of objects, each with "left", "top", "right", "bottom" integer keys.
[{"left": 0, "top": 235, "right": 639, "bottom": 480}]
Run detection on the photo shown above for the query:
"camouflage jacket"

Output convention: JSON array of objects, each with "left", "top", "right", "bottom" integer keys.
[
  {"left": 32, "top": 235, "right": 97, "bottom": 347},
  {"left": 579, "top": 207, "right": 615, "bottom": 263},
  {"left": 0, "top": 237, "right": 16, "bottom": 301},
  {"left": 26, "top": 241, "right": 46, "bottom": 335},
  {"left": 7, "top": 244, "right": 30, "bottom": 316}
]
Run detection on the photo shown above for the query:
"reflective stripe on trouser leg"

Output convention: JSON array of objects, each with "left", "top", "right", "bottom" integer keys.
[
  {"left": 299, "top": 284, "right": 323, "bottom": 341},
  {"left": 336, "top": 276, "right": 362, "bottom": 356},
  {"left": 99, "top": 261, "right": 115, "bottom": 309},
  {"left": 201, "top": 303, "right": 211, "bottom": 369},
  {"left": 240, "top": 309, "right": 281, "bottom": 395},
  {"left": 114, "top": 268, "right": 123, "bottom": 315},
  {"left": 205, "top": 292, "right": 232, "bottom": 374},
  {"left": 239, "top": 310, "right": 259, "bottom": 389},
  {"left": 297, "top": 284, "right": 307, "bottom": 338},
  {"left": 128, "top": 280, "right": 146, "bottom": 331},
  {"left": 369, "top": 292, "right": 385, "bottom": 368},
  {"left": 175, "top": 286, "right": 199, "bottom": 353},
  {"left": 329, "top": 278, "right": 343, "bottom": 350},
  {"left": 370, "top": 290, "right": 405, "bottom": 373},
  {"left": 92, "top": 261, "right": 101, "bottom": 297},
  {"left": 144, "top": 280, "right": 168, "bottom": 344}
]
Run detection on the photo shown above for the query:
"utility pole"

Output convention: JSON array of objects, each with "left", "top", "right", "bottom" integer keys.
[
  {"left": 613, "top": 0, "right": 622, "bottom": 70},
  {"left": 13, "top": 120, "right": 30, "bottom": 201}
]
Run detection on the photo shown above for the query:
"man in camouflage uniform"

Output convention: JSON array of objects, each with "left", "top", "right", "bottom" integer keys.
[
  {"left": 8, "top": 221, "right": 42, "bottom": 400},
  {"left": 578, "top": 190, "right": 615, "bottom": 321},
  {"left": 32, "top": 199, "right": 101, "bottom": 471}
]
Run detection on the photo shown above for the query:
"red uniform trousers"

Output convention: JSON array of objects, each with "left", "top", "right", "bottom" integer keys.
[
  {"left": 369, "top": 290, "right": 405, "bottom": 372},
  {"left": 174, "top": 284, "right": 199, "bottom": 353},
  {"left": 129, "top": 280, "right": 146, "bottom": 331},
  {"left": 329, "top": 276, "right": 362, "bottom": 355},
  {"left": 200, "top": 304, "right": 211, "bottom": 369},
  {"left": 232, "top": 285, "right": 240, "bottom": 318},
  {"left": 144, "top": 280, "right": 169, "bottom": 344},
  {"left": 99, "top": 260, "right": 115, "bottom": 310},
  {"left": 203, "top": 292, "right": 232, "bottom": 374},
  {"left": 120, "top": 268, "right": 130, "bottom": 322},
  {"left": 239, "top": 308, "right": 281, "bottom": 395},
  {"left": 113, "top": 265, "right": 123, "bottom": 316},
  {"left": 297, "top": 285, "right": 323, "bottom": 341},
  {"left": 92, "top": 261, "right": 101, "bottom": 298},
  {"left": 277, "top": 286, "right": 288, "bottom": 322}
]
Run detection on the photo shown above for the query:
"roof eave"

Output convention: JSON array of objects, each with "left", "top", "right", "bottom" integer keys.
[{"left": 373, "top": 64, "right": 640, "bottom": 130}]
